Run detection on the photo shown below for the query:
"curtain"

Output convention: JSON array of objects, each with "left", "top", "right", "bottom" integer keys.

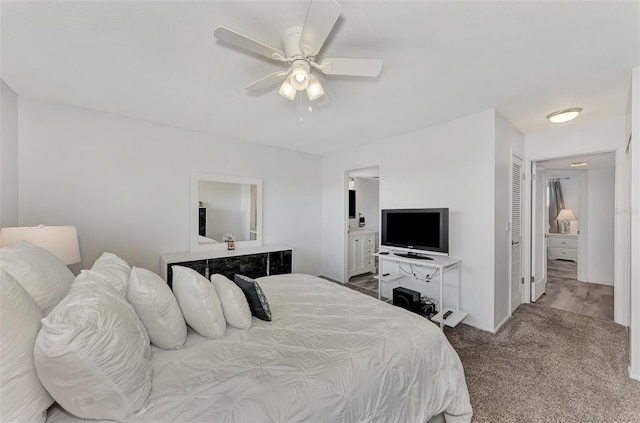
[{"left": 548, "top": 180, "right": 565, "bottom": 233}]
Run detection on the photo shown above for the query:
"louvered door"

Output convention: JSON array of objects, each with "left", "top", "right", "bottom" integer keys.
[{"left": 511, "top": 155, "right": 524, "bottom": 313}]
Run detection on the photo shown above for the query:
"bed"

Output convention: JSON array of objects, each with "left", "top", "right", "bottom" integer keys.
[
  {"left": 45, "top": 273, "right": 471, "bottom": 423},
  {"left": 0, "top": 242, "right": 471, "bottom": 423}
]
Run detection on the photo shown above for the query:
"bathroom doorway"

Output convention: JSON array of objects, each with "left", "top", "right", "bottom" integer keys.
[{"left": 344, "top": 166, "right": 380, "bottom": 295}]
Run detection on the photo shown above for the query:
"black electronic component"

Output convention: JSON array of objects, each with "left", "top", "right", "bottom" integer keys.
[
  {"left": 392, "top": 287, "right": 422, "bottom": 314},
  {"left": 442, "top": 310, "right": 453, "bottom": 319}
]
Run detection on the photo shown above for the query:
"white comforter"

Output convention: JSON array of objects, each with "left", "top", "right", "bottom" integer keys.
[{"left": 47, "top": 274, "right": 472, "bottom": 423}]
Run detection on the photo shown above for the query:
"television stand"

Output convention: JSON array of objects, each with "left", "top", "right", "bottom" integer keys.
[
  {"left": 392, "top": 252, "right": 433, "bottom": 260},
  {"left": 374, "top": 252, "right": 467, "bottom": 329}
]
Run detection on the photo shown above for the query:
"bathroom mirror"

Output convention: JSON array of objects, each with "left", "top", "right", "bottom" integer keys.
[{"left": 190, "top": 172, "right": 262, "bottom": 252}]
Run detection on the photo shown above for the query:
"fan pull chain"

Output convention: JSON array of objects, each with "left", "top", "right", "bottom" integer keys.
[
  {"left": 298, "top": 92, "right": 304, "bottom": 122},
  {"left": 297, "top": 96, "right": 313, "bottom": 122}
]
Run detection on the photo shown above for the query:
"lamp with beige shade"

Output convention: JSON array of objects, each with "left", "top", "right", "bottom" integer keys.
[
  {"left": 0, "top": 225, "right": 80, "bottom": 265},
  {"left": 556, "top": 209, "right": 577, "bottom": 235}
]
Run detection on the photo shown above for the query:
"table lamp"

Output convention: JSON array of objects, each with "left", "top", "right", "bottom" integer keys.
[
  {"left": 556, "top": 209, "right": 576, "bottom": 235},
  {"left": 0, "top": 225, "right": 81, "bottom": 264}
]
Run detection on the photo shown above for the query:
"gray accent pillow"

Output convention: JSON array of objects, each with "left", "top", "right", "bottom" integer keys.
[{"left": 233, "top": 274, "right": 272, "bottom": 321}]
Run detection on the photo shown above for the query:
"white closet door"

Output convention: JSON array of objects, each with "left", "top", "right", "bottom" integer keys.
[{"left": 510, "top": 155, "right": 524, "bottom": 313}]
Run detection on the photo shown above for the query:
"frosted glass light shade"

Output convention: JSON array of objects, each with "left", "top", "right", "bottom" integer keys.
[
  {"left": 306, "top": 74, "right": 325, "bottom": 101},
  {"left": 279, "top": 79, "right": 296, "bottom": 100},
  {"left": 0, "top": 225, "right": 81, "bottom": 264},
  {"left": 546, "top": 108, "right": 582, "bottom": 123}
]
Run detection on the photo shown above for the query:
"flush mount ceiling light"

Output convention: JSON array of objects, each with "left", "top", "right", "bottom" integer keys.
[
  {"left": 546, "top": 107, "right": 583, "bottom": 123},
  {"left": 570, "top": 162, "right": 588, "bottom": 167}
]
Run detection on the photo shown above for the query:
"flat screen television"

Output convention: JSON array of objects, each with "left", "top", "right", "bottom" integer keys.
[{"left": 381, "top": 208, "right": 449, "bottom": 257}]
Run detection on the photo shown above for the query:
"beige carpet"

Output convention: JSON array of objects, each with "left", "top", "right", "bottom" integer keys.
[{"left": 445, "top": 304, "right": 640, "bottom": 422}]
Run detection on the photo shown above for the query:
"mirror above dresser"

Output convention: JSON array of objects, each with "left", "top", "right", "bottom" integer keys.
[{"left": 190, "top": 172, "right": 263, "bottom": 252}]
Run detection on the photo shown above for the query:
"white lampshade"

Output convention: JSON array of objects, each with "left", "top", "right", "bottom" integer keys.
[
  {"left": 0, "top": 225, "right": 81, "bottom": 264},
  {"left": 556, "top": 208, "right": 577, "bottom": 221}
]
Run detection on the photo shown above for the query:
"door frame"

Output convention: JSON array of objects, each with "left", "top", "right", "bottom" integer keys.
[
  {"left": 522, "top": 148, "right": 628, "bottom": 327},
  {"left": 343, "top": 165, "right": 381, "bottom": 284}
]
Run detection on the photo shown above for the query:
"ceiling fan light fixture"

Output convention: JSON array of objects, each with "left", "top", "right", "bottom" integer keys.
[
  {"left": 306, "top": 74, "right": 325, "bottom": 101},
  {"left": 279, "top": 79, "right": 296, "bottom": 100},
  {"left": 290, "top": 60, "right": 310, "bottom": 90},
  {"left": 546, "top": 107, "right": 583, "bottom": 123}
]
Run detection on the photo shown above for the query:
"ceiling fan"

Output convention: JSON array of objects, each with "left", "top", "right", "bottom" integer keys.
[{"left": 213, "top": 0, "right": 383, "bottom": 102}]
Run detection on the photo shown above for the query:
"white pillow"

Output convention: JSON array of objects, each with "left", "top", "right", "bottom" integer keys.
[
  {"left": 172, "top": 266, "right": 226, "bottom": 339},
  {"left": 211, "top": 273, "right": 252, "bottom": 329},
  {"left": 34, "top": 272, "right": 152, "bottom": 421},
  {"left": 128, "top": 267, "right": 187, "bottom": 349},
  {"left": 0, "top": 269, "right": 53, "bottom": 423},
  {"left": 90, "top": 252, "right": 131, "bottom": 296},
  {"left": 0, "top": 240, "right": 74, "bottom": 315}
]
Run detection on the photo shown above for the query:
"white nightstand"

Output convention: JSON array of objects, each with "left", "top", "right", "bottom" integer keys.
[{"left": 547, "top": 234, "right": 578, "bottom": 262}]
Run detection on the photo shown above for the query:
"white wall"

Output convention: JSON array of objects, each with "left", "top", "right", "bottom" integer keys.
[
  {"left": 0, "top": 80, "right": 19, "bottom": 228},
  {"left": 322, "top": 109, "right": 498, "bottom": 331},
  {"left": 586, "top": 168, "right": 615, "bottom": 285},
  {"left": 17, "top": 97, "right": 323, "bottom": 275},
  {"left": 353, "top": 177, "right": 379, "bottom": 231},
  {"left": 494, "top": 112, "right": 525, "bottom": 327},
  {"left": 525, "top": 114, "right": 628, "bottom": 325}
]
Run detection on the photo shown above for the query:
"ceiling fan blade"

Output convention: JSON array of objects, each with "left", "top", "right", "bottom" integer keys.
[
  {"left": 299, "top": 0, "right": 342, "bottom": 57},
  {"left": 214, "top": 26, "right": 285, "bottom": 61},
  {"left": 319, "top": 58, "right": 383, "bottom": 77},
  {"left": 244, "top": 71, "right": 288, "bottom": 92}
]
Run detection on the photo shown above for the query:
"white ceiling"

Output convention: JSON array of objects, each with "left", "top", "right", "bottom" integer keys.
[
  {"left": 349, "top": 166, "right": 379, "bottom": 179},
  {"left": 1, "top": 1, "right": 638, "bottom": 156},
  {"left": 538, "top": 152, "right": 615, "bottom": 171}
]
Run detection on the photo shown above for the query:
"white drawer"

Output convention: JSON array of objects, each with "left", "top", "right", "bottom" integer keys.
[
  {"left": 364, "top": 235, "right": 375, "bottom": 246},
  {"left": 548, "top": 247, "right": 577, "bottom": 260},
  {"left": 364, "top": 247, "right": 374, "bottom": 257},
  {"left": 549, "top": 237, "right": 577, "bottom": 249},
  {"left": 364, "top": 257, "right": 374, "bottom": 268}
]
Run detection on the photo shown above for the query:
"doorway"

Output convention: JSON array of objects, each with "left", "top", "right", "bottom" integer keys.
[
  {"left": 344, "top": 166, "right": 380, "bottom": 293},
  {"left": 530, "top": 152, "right": 615, "bottom": 320}
]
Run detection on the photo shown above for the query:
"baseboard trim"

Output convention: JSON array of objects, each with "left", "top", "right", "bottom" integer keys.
[
  {"left": 494, "top": 314, "right": 511, "bottom": 333},
  {"left": 317, "top": 275, "right": 342, "bottom": 284},
  {"left": 461, "top": 319, "right": 494, "bottom": 333},
  {"left": 629, "top": 367, "right": 640, "bottom": 381}
]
